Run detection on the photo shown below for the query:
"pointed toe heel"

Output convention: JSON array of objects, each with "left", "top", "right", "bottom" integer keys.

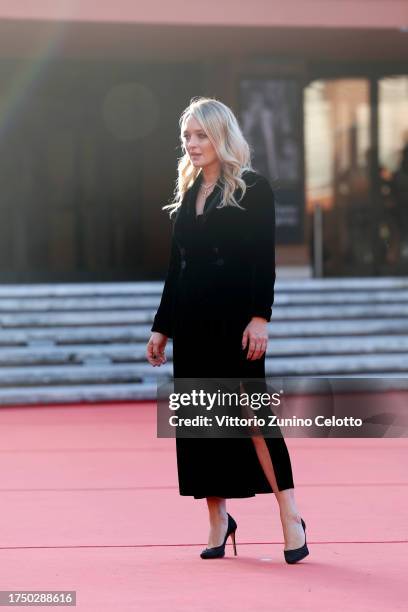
[
  {"left": 200, "top": 513, "right": 238, "bottom": 559},
  {"left": 284, "top": 518, "right": 309, "bottom": 564}
]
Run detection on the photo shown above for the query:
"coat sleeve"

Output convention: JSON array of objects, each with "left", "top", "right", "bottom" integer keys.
[
  {"left": 151, "top": 228, "right": 180, "bottom": 338},
  {"left": 246, "top": 174, "right": 276, "bottom": 323}
]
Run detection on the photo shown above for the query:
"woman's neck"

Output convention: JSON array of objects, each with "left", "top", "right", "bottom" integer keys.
[{"left": 201, "top": 163, "right": 221, "bottom": 186}]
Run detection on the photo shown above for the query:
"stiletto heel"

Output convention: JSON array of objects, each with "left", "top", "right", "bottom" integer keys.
[
  {"left": 284, "top": 517, "right": 309, "bottom": 564},
  {"left": 200, "top": 513, "right": 238, "bottom": 559},
  {"left": 231, "top": 529, "right": 237, "bottom": 556}
]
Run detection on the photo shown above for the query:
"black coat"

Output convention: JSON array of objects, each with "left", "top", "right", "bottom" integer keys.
[
  {"left": 152, "top": 170, "right": 275, "bottom": 342},
  {"left": 152, "top": 169, "right": 294, "bottom": 498}
]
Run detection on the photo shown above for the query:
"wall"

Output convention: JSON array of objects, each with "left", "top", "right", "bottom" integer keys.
[{"left": 0, "top": 0, "right": 407, "bottom": 29}]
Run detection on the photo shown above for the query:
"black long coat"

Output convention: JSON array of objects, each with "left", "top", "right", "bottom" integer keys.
[{"left": 152, "top": 169, "right": 294, "bottom": 499}]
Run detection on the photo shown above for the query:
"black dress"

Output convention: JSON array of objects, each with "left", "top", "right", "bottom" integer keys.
[{"left": 152, "top": 169, "right": 294, "bottom": 498}]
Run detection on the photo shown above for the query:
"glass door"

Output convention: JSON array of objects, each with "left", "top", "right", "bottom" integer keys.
[
  {"left": 304, "top": 78, "right": 374, "bottom": 276},
  {"left": 378, "top": 76, "right": 408, "bottom": 274}
]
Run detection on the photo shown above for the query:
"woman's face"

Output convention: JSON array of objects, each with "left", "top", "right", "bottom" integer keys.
[{"left": 181, "top": 115, "right": 219, "bottom": 169}]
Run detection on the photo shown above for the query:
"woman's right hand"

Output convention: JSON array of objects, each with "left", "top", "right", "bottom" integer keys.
[{"left": 146, "top": 332, "right": 168, "bottom": 367}]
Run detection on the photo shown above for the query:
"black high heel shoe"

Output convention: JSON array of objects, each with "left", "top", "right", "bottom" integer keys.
[
  {"left": 284, "top": 518, "right": 309, "bottom": 564},
  {"left": 200, "top": 513, "right": 238, "bottom": 559}
]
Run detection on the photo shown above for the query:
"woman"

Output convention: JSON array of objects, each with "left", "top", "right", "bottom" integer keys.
[{"left": 146, "top": 97, "right": 309, "bottom": 564}]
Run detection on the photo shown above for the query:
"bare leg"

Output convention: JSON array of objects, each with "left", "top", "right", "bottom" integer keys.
[
  {"left": 251, "top": 436, "right": 305, "bottom": 550},
  {"left": 205, "top": 497, "right": 228, "bottom": 548}
]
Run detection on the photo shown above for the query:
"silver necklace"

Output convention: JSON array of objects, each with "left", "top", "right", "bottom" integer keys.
[{"left": 200, "top": 180, "right": 217, "bottom": 197}]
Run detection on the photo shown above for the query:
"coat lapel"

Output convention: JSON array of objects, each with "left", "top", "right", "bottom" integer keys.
[{"left": 202, "top": 183, "right": 222, "bottom": 218}]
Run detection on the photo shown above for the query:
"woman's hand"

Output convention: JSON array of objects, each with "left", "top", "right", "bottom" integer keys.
[
  {"left": 146, "top": 332, "right": 168, "bottom": 366},
  {"left": 242, "top": 317, "right": 269, "bottom": 361}
]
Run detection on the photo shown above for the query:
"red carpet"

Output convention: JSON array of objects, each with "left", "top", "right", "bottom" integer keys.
[{"left": 0, "top": 401, "right": 406, "bottom": 611}]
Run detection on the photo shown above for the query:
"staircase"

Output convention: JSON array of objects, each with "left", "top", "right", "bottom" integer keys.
[{"left": 0, "top": 278, "right": 408, "bottom": 405}]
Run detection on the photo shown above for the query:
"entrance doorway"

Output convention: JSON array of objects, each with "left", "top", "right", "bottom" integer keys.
[{"left": 305, "top": 76, "right": 408, "bottom": 276}]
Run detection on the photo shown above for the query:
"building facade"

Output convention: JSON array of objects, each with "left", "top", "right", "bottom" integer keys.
[{"left": 0, "top": 1, "right": 407, "bottom": 281}]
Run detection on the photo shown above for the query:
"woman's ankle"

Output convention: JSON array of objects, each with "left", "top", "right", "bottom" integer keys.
[{"left": 208, "top": 509, "right": 228, "bottom": 523}]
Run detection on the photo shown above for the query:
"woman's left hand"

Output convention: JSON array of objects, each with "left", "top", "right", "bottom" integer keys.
[{"left": 242, "top": 317, "right": 269, "bottom": 360}]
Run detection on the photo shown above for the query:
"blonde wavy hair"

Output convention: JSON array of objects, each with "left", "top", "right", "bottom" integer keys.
[{"left": 163, "top": 96, "right": 253, "bottom": 217}]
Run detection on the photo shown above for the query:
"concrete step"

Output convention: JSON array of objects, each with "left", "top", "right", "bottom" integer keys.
[
  {"left": 2, "top": 319, "right": 408, "bottom": 348},
  {"left": 1, "top": 335, "right": 408, "bottom": 366},
  {"left": 1, "top": 290, "right": 408, "bottom": 311},
  {"left": 1, "top": 303, "right": 408, "bottom": 329},
  {"left": 0, "top": 383, "right": 158, "bottom": 405},
  {"left": 1, "top": 352, "right": 408, "bottom": 389},
  {"left": 0, "top": 277, "right": 408, "bottom": 298},
  {"left": 0, "top": 376, "right": 408, "bottom": 406},
  {"left": 0, "top": 363, "right": 156, "bottom": 386}
]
